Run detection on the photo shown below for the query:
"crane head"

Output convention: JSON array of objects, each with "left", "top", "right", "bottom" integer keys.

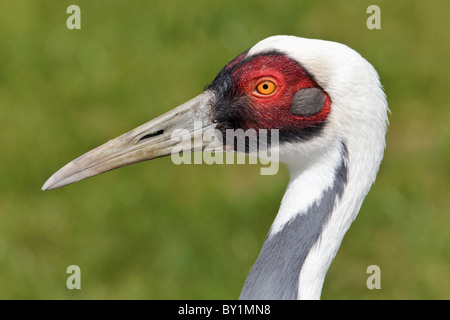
[{"left": 42, "top": 36, "right": 387, "bottom": 190}]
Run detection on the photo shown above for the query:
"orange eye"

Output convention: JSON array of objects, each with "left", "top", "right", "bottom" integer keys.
[{"left": 255, "top": 79, "right": 277, "bottom": 96}]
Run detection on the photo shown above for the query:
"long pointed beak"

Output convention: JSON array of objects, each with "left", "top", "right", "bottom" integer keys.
[{"left": 42, "top": 91, "right": 220, "bottom": 190}]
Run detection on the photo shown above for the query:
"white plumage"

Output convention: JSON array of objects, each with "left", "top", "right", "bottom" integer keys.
[{"left": 248, "top": 36, "right": 388, "bottom": 299}]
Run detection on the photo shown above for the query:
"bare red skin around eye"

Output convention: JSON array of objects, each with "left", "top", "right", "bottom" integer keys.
[{"left": 228, "top": 54, "right": 331, "bottom": 131}]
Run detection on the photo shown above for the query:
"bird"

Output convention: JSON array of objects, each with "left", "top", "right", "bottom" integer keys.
[{"left": 42, "top": 35, "right": 388, "bottom": 300}]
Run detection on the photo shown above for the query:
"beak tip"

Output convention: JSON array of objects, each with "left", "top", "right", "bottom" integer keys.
[
  {"left": 41, "top": 178, "right": 55, "bottom": 191},
  {"left": 41, "top": 172, "right": 64, "bottom": 191}
]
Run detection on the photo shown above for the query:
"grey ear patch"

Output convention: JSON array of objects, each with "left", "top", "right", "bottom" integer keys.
[{"left": 290, "top": 87, "right": 325, "bottom": 116}]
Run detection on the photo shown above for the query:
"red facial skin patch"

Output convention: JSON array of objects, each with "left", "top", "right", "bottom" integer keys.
[
  {"left": 208, "top": 51, "right": 331, "bottom": 144},
  {"left": 228, "top": 54, "right": 331, "bottom": 131}
]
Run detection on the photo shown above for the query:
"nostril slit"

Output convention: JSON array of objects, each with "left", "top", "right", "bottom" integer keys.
[{"left": 138, "top": 129, "right": 164, "bottom": 142}]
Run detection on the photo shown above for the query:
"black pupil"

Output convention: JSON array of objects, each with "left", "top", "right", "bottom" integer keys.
[{"left": 262, "top": 83, "right": 269, "bottom": 90}]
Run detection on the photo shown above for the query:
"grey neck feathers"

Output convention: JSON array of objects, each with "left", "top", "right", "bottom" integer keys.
[{"left": 239, "top": 141, "right": 349, "bottom": 300}]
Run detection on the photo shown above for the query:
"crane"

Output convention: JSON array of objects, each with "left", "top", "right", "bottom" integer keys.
[{"left": 42, "top": 36, "right": 388, "bottom": 299}]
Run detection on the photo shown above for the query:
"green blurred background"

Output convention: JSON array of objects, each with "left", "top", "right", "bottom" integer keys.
[{"left": 1, "top": 0, "right": 449, "bottom": 299}]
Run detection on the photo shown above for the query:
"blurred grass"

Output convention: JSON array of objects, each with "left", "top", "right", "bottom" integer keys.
[{"left": 0, "top": 0, "right": 449, "bottom": 299}]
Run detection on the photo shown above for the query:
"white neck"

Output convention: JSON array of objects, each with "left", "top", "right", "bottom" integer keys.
[
  {"left": 240, "top": 130, "right": 384, "bottom": 299},
  {"left": 239, "top": 139, "right": 347, "bottom": 299},
  {"left": 291, "top": 141, "right": 350, "bottom": 299}
]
